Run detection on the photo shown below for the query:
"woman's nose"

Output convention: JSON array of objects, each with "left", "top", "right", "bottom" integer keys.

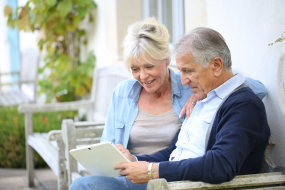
[{"left": 140, "top": 69, "right": 148, "bottom": 80}]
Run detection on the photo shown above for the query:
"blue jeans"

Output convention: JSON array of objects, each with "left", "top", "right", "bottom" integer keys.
[{"left": 69, "top": 176, "right": 148, "bottom": 190}]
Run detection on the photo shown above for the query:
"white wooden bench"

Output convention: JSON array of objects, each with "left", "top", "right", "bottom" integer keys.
[
  {"left": 17, "top": 65, "right": 132, "bottom": 190},
  {"left": 60, "top": 119, "right": 105, "bottom": 186},
  {"left": 60, "top": 118, "right": 285, "bottom": 190},
  {"left": 0, "top": 47, "right": 38, "bottom": 106}
]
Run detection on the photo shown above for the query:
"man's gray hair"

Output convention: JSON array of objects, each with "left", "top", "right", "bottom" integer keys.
[{"left": 174, "top": 27, "right": 232, "bottom": 69}]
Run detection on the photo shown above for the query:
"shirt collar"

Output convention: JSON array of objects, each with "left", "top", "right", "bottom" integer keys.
[
  {"left": 213, "top": 73, "right": 245, "bottom": 100},
  {"left": 127, "top": 68, "right": 181, "bottom": 102},
  {"left": 127, "top": 81, "right": 142, "bottom": 103}
]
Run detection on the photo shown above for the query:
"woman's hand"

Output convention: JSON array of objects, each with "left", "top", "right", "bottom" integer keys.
[
  {"left": 179, "top": 94, "right": 197, "bottom": 119},
  {"left": 116, "top": 144, "right": 137, "bottom": 162}
]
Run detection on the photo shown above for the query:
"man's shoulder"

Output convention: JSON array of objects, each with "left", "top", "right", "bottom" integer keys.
[{"left": 222, "top": 87, "right": 265, "bottom": 111}]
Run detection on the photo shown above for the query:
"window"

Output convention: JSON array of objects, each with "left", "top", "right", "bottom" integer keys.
[{"left": 142, "top": 0, "right": 185, "bottom": 66}]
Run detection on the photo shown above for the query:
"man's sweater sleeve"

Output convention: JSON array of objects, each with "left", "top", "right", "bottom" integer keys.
[
  {"left": 158, "top": 96, "right": 269, "bottom": 183},
  {"left": 136, "top": 129, "right": 180, "bottom": 162}
]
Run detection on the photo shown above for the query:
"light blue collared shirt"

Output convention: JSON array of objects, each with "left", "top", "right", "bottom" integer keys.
[{"left": 170, "top": 74, "right": 245, "bottom": 161}]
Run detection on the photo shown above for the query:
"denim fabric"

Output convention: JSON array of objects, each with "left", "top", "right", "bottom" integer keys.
[
  {"left": 69, "top": 176, "right": 147, "bottom": 190},
  {"left": 244, "top": 77, "right": 267, "bottom": 100}
]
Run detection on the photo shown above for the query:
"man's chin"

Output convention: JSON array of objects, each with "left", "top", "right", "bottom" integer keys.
[{"left": 193, "top": 93, "right": 207, "bottom": 101}]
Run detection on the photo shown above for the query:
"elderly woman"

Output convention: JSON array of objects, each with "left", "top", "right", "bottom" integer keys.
[
  {"left": 100, "top": 18, "right": 192, "bottom": 155},
  {"left": 69, "top": 18, "right": 266, "bottom": 190},
  {"left": 100, "top": 18, "right": 266, "bottom": 155}
]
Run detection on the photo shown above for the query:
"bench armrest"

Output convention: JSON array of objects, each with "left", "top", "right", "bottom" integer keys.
[
  {"left": 18, "top": 100, "right": 94, "bottom": 113},
  {"left": 74, "top": 121, "right": 105, "bottom": 127},
  {"left": 48, "top": 130, "right": 62, "bottom": 141},
  {"left": 147, "top": 172, "right": 285, "bottom": 190}
]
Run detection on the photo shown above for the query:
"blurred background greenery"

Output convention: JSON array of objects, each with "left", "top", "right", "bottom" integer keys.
[
  {"left": 5, "top": 0, "right": 97, "bottom": 102},
  {"left": 1, "top": 0, "right": 96, "bottom": 168},
  {"left": 0, "top": 106, "right": 77, "bottom": 168}
]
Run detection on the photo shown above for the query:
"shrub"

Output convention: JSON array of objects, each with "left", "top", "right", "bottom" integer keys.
[{"left": 0, "top": 106, "right": 76, "bottom": 168}]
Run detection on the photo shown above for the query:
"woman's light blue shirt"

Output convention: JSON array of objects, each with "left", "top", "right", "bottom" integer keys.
[{"left": 100, "top": 68, "right": 267, "bottom": 148}]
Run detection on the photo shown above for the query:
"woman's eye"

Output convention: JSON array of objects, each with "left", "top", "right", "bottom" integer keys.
[
  {"left": 131, "top": 68, "right": 138, "bottom": 72},
  {"left": 147, "top": 65, "right": 154, "bottom": 69}
]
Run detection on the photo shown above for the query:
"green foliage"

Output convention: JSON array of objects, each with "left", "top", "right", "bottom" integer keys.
[
  {"left": 5, "top": 0, "right": 97, "bottom": 102},
  {"left": 268, "top": 31, "right": 285, "bottom": 46},
  {"left": 0, "top": 106, "right": 77, "bottom": 168}
]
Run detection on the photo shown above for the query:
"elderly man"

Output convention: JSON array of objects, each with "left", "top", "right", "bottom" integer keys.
[{"left": 70, "top": 28, "right": 270, "bottom": 190}]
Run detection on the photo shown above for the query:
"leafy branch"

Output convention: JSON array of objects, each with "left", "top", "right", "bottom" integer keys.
[
  {"left": 268, "top": 31, "right": 285, "bottom": 46},
  {"left": 4, "top": 0, "right": 97, "bottom": 102}
]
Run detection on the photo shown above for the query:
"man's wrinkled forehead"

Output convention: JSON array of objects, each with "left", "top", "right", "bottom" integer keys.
[{"left": 176, "top": 53, "right": 196, "bottom": 70}]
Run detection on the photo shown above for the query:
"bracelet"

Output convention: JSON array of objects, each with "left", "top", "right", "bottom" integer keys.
[{"left": 148, "top": 163, "right": 153, "bottom": 180}]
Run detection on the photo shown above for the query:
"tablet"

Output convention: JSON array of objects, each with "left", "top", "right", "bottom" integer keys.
[{"left": 70, "top": 141, "right": 130, "bottom": 177}]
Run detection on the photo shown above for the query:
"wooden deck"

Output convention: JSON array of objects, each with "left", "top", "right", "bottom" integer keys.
[{"left": 0, "top": 168, "right": 57, "bottom": 190}]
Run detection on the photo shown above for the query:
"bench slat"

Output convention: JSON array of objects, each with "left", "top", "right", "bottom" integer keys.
[
  {"left": 48, "top": 126, "right": 104, "bottom": 142},
  {"left": 76, "top": 127, "right": 104, "bottom": 139},
  {"left": 74, "top": 121, "right": 105, "bottom": 127},
  {"left": 241, "top": 186, "right": 285, "bottom": 190},
  {"left": 0, "top": 90, "right": 32, "bottom": 106},
  {"left": 76, "top": 137, "right": 101, "bottom": 145},
  {"left": 28, "top": 133, "right": 59, "bottom": 176},
  {"left": 165, "top": 173, "right": 285, "bottom": 190}
]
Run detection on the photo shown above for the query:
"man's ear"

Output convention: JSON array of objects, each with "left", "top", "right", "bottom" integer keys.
[{"left": 211, "top": 57, "right": 223, "bottom": 77}]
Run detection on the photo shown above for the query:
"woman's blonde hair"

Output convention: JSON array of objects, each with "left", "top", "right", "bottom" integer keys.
[{"left": 122, "top": 17, "right": 170, "bottom": 69}]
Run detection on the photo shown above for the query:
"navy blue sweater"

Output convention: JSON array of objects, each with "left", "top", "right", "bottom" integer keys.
[{"left": 136, "top": 87, "right": 270, "bottom": 183}]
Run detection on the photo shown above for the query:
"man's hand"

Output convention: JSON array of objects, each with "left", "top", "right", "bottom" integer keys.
[
  {"left": 179, "top": 94, "right": 197, "bottom": 119},
  {"left": 116, "top": 144, "right": 137, "bottom": 162},
  {"left": 114, "top": 161, "right": 159, "bottom": 184}
]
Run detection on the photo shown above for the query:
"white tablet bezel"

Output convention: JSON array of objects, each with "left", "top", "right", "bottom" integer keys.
[{"left": 70, "top": 141, "right": 130, "bottom": 177}]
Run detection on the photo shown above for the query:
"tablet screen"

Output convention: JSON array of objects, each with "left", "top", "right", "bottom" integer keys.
[{"left": 70, "top": 141, "right": 130, "bottom": 177}]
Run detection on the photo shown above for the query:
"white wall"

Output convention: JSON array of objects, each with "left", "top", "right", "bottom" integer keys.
[
  {"left": 86, "top": 0, "right": 141, "bottom": 68},
  {"left": 184, "top": 0, "right": 207, "bottom": 32},
  {"left": 206, "top": 0, "right": 285, "bottom": 166}
]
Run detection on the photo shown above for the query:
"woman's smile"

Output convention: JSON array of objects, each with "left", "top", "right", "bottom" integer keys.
[{"left": 143, "top": 79, "right": 155, "bottom": 86}]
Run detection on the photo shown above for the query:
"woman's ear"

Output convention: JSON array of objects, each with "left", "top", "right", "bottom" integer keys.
[
  {"left": 211, "top": 57, "right": 223, "bottom": 77},
  {"left": 165, "top": 57, "right": 171, "bottom": 66}
]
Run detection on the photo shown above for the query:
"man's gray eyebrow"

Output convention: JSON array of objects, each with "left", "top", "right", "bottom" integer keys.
[{"left": 181, "top": 67, "right": 194, "bottom": 71}]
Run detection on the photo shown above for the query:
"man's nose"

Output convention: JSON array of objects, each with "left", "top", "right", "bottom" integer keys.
[{"left": 181, "top": 73, "right": 190, "bottom": 86}]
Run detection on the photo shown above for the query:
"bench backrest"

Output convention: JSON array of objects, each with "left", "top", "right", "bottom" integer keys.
[
  {"left": 89, "top": 65, "right": 132, "bottom": 121},
  {"left": 260, "top": 135, "right": 285, "bottom": 173}
]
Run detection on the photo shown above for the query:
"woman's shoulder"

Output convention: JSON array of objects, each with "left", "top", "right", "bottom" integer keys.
[{"left": 113, "top": 78, "right": 138, "bottom": 96}]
